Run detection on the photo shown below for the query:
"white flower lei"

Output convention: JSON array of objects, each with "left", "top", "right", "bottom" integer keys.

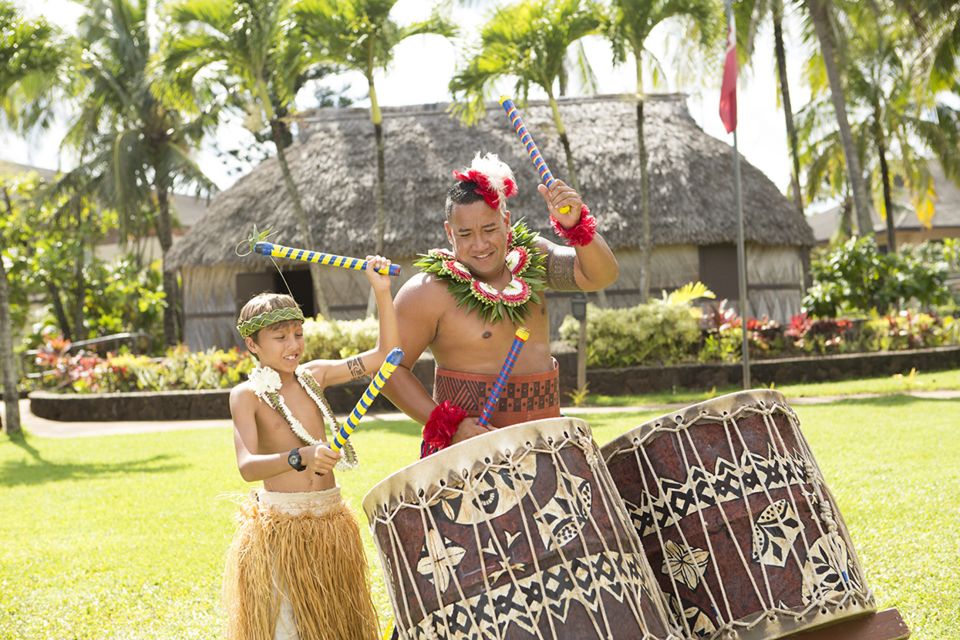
[{"left": 247, "top": 364, "right": 358, "bottom": 469}]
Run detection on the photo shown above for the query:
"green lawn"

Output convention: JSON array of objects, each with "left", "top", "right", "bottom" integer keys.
[
  {"left": 1, "top": 395, "right": 958, "bottom": 638},
  {"left": 585, "top": 366, "right": 960, "bottom": 407}
]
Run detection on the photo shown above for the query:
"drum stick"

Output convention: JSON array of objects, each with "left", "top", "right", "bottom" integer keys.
[
  {"left": 331, "top": 348, "right": 404, "bottom": 452},
  {"left": 498, "top": 96, "right": 572, "bottom": 214},
  {"left": 254, "top": 241, "right": 401, "bottom": 277},
  {"left": 478, "top": 327, "right": 530, "bottom": 427}
]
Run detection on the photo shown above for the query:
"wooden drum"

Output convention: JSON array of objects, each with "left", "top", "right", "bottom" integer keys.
[
  {"left": 363, "top": 417, "right": 680, "bottom": 639},
  {"left": 601, "top": 390, "right": 876, "bottom": 639}
]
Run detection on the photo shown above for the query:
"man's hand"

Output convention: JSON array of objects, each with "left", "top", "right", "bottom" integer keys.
[
  {"left": 537, "top": 180, "right": 583, "bottom": 228},
  {"left": 449, "top": 416, "right": 493, "bottom": 445},
  {"left": 304, "top": 444, "right": 341, "bottom": 476},
  {"left": 364, "top": 255, "right": 393, "bottom": 293}
]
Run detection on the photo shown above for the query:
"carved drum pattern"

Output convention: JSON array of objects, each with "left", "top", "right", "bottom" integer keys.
[
  {"left": 601, "top": 390, "right": 876, "bottom": 640},
  {"left": 363, "top": 417, "right": 681, "bottom": 639}
]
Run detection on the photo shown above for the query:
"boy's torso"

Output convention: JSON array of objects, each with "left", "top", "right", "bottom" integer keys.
[{"left": 255, "top": 379, "right": 337, "bottom": 493}]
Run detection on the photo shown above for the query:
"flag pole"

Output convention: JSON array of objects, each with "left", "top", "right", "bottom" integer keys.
[{"left": 723, "top": 0, "right": 751, "bottom": 389}]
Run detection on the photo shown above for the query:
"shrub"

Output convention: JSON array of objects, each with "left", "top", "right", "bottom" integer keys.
[{"left": 302, "top": 316, "right": 379, "bottom": 360}]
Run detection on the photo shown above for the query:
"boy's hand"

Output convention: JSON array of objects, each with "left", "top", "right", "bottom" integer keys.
[
  {"left": 304, "top": 444, "right": 341, "bottom": 476},
  {"left": 537, "top": 180, "right": 583, "bottom": 228},
  {"left": 364, "top": 255, "right": 393, "bottom": 292}
]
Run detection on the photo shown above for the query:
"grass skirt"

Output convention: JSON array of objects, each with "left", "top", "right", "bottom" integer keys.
[{"left": 223, "top": 488, "right": 381, "bottom": 640}]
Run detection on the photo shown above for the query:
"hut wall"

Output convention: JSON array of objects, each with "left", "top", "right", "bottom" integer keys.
[
  {"left": 182, "top": 264, "right": 246, "bottom": 351},
  {"left": 745, "top": 245, "right": 805, "bottom": 323}
]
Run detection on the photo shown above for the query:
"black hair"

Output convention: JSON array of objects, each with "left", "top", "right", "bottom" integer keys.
[{"left": 444, "top": 180, "right": 485, "bottom": 219}]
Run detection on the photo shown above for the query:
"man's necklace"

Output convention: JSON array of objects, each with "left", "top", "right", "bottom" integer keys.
[{"left": 414, "top": 219, "right": 547, "bottom": 324}]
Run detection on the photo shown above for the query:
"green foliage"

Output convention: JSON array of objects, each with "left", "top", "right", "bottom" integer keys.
[
  {"left": 802, "top": 237, "right": 951, "bottom": 317},
  {"left": 560, "top": 301, "right": 701, "bottom": 367},
  {"left": 302, "top": 316, "right": 379, "bottom": 360}
]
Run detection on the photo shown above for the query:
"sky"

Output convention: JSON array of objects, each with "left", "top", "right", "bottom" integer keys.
[{"left": 3, "top": 0, "right": 816, "bottom": 198}]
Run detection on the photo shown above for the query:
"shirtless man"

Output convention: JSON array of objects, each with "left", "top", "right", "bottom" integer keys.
[{"left": 383, "top": 153, "right": 619, "bottom": 455}]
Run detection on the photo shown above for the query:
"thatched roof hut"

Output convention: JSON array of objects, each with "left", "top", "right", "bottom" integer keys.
[{"left": 167, "top": 94, "right": 813, "bottom": 350}]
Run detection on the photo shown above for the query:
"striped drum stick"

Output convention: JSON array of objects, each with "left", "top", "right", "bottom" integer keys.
[
  {"left": 478, "top": 327, "right": 530, "bottom": 427},
  {"left": 498, "top": 96, "right": 572, "bottom": 214},
  {"left": 331, "top": 348, "right": 404, "bottom": 452},
  {"left": 254, "top": 241, "right": 401, "bottom": 277}
]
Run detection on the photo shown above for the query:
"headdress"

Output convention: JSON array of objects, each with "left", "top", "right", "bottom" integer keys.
[
  {"left": 236, "top": 306, "right": 305, "bottom": 338},
  {"left": 452, "top": 152, "right": 518, "bottom": 212}
]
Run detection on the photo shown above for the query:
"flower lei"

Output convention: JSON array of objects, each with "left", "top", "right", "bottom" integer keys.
[
  {"left": 247, "top": 364, "right": 358, "bottom": 470},
  {"left": 414, "top": 220, "right": 547, "bottom": 325}
]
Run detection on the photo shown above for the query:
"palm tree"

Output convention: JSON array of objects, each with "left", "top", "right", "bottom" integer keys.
[
  {"left": 449, "top": 0, "right": 602, "bottom": 192},
  {"left": 796, "top": 3, "right": 960, "bottom": 249},
  {"left": 163, "top": 0, "right": 333, "bottom": 317},
  {"left": 603, "top": 0, "right": 720, "bottom": 301},
  {"left": 802, "top": 0, "right": 874, "bottom": 236},
  {"left": 736, "top": 0, "right": 804, "bottom": 215},
  {"left": 298, "top": 0, "right": 456, "bottom": 314},
  {"left": 56, "top": 0, "right": 217, "bottom": 346},
  {"left": 0, "top": 1, "right": 64, "bottom": 434}
]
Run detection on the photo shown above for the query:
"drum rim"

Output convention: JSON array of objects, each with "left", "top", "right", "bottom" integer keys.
[
  {"left": 599, "top": 388, "right": 790, "bottom": 460},
  {"left": 362, "top": 416, "right": 592, "bottom": 518}
]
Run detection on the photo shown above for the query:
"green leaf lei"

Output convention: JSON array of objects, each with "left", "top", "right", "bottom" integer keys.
[{"left": 414, "top": 220, "right": 547, "bottom": 325}]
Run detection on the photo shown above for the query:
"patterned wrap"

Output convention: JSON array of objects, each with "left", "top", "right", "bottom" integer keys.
[
  {"left": 364, "top": 417, "right": 682, "bottom": 639},
  {"left": 600, "top": 390, "right": 877, "bottom": 640}
]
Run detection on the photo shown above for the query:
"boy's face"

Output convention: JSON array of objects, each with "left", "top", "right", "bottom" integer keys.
[
  {"left": 444, "top": 200, "right": 511, "bottom": 281},
  {"left": 244, "top": 319, "right": 304, "bottom": 373}
]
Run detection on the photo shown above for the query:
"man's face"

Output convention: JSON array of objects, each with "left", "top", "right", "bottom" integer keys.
[
  {"left": 245, "top": 319, "right": 304, "bottom": 373},
  {"left": 444, "top": 199, "right": 511, "bottom": 281}
]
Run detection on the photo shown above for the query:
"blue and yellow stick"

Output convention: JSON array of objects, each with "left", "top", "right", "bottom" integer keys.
[
  {"left": 478, "top": 327, "right": 530, "bottom": 427},
  {"left": 331, "top": 348, "right": 404, "bottom": 451},
  {"left": 254, "top": 241, "right": 401, "bottom": 277},
  {"left": 498, "top": 96, "right": 571, "bottom": 214}
]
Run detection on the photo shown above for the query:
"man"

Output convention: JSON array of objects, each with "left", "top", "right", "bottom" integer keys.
[{"left": 383, "top": 153, "right": 619, "bottom": 455}]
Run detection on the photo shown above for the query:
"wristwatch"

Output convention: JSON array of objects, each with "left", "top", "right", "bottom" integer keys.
[{"left": 287, "top": 447, "right": 306, "bottom": 472}]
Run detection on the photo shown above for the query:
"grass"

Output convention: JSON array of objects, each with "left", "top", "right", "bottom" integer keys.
[
  {"left": 1, "top": 393, "right": 958, "bottom": 638},
  {"left": 585, "top": 366, "right": 960, "bottom": 407}
]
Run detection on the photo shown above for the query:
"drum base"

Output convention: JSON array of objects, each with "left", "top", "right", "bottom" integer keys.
[{"left": 781, "top": 608, "right": 909, "bottom": 640}]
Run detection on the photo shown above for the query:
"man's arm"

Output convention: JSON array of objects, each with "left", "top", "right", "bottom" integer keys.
[
  {"left": 381, "top": 275, "right": 443, "bottom": 424},
  {"left": 536, "top": 180, "right": 619, "bottom": 291}
]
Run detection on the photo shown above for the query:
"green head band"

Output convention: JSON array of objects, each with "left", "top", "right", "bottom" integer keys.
[{"left": 237, "top": 306, "right": 305, "bottom": 338}]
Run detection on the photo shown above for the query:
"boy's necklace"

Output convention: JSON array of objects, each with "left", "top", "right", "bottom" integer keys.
[{"left": 247, "top": 364, "right": 358, "bottom": 469}]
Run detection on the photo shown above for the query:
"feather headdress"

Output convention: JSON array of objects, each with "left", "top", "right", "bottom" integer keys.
[{"left": 452, "top": 152, "right": 518, "bottom": 213}]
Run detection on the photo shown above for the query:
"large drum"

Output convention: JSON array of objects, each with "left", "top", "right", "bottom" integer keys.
[
  {"left": 601, "top": 390, "right": 876, "bottom": 639},
  {"left": 363, "top": 417, "right": 679, "bottom": 639}
]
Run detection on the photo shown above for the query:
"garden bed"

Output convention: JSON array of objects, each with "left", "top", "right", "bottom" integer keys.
[{"left": 29, "top": 346, "right": 960, "bottom": 421}]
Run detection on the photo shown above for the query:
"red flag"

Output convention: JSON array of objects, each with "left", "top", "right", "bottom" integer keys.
[{"left": 719, "top": 9, "right": 738, "bottom": 133}]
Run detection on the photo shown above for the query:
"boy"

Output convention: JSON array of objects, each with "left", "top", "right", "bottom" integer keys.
[{"left": 224, "top": 256, "right": 396, "bottom": 640}]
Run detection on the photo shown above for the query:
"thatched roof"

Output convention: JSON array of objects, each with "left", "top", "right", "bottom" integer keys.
[{"left": 166, "top": 93, "right": 814, "bottom": 269}]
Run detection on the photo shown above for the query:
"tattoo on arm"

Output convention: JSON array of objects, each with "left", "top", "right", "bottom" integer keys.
[
  {"left": 546, "top": 246, "right": 580, "bottom": 291},
  {"left": 347, "top": 356, "right": 367, "bottom": 380}
]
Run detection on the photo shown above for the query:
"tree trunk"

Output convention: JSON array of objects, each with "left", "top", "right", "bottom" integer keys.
[
  {"left": 773, "top": 0, "right": 804, "bottom": 215},
  {"left": 155, "top": 185, "right": 180, "bottom": 346},
  {"left": 72, "top": 205, "right": 86, "bottom": 341},
  {"left": 0, "top": 253, "right": 20, "bottom": 435},
  {"left": 805, "top": 0, "right": 874, "bottom": 235},
  {"left": 547, "top": 94, "right": 581, "bottom": 192},
  {"left": 636, "top": 58, "right": 652, "bottom": 302},
  {"left": 874, "top": 114, "right": 896, "bottom": 252},
  {"left": 45, "top": 279, "right": 72, "bottom": 340},
  {"left": 272, "top": 125, "right": 331, "bottom": 319},
  {"left": 367, "top": 75, "right": 386, "bottom": 318}
]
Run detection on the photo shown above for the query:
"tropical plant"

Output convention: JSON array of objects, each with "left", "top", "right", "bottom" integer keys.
[
  {"left": 55, "top": 0, "right": 218, "bottom": 347},
  {"left": 603, "top": 0, "right": 721, "bottom": 300},
  {"left": 450, "top": 0, "right": 602, "bottom": 191},
  {"left": 163, "top": 0, "right": 334, "bottom": 317},
  {"left": 797, "top": 2, "right": 960, "bottom": 250},
  {"left": 297, "top": 0, "right": 455, "bottom": 313}
]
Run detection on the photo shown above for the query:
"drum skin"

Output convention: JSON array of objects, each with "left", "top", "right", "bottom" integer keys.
[
  {"left": 601, "top": 390, "right": 876, "bottom": 640},
  {"left": 363, "top": 417, "right": 680, "bottom": 639}
]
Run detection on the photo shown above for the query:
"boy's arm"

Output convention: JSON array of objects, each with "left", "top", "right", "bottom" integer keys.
[
  {"left": 229, "top": 386, "right": 339, "bottom": 480},
  {"left": 307, "top": 256, "right": 400, "bottom": 388}
]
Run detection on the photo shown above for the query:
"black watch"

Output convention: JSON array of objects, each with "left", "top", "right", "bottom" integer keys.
[{"left": 287, "top": 447, "right": 306, "bottom": 472}]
